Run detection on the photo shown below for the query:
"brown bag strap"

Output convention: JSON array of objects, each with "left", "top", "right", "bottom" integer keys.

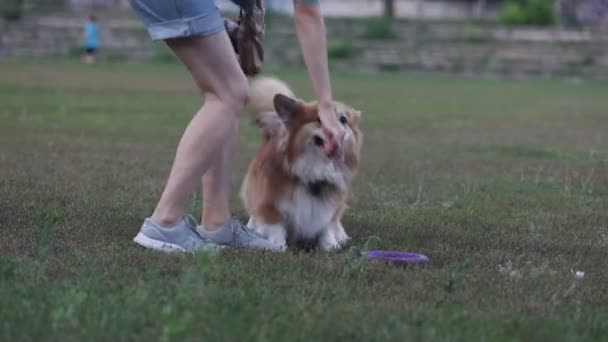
[{"left": 225, "top": 0, "right": 265, "bottom": 76}]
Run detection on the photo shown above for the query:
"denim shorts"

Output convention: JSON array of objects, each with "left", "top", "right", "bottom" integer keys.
[{"left": 128, "top": 0, "right": 224, "bottom": 40}]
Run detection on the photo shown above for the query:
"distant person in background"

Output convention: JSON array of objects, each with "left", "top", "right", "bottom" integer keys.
[{"left": 83, "top": 15, "right": 99, "bottom": 64}]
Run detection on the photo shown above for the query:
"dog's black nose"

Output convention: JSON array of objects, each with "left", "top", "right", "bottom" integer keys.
[{"left": 313, "top": 135, "right": 324, "bottom": 147}]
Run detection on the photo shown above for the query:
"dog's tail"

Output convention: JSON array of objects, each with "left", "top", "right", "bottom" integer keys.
[
  {"left": 245, "top": 76, "right": 295, "bottom": 137},
  {"left": 246, "top": 76, "right": 295, "bottom": 116}
]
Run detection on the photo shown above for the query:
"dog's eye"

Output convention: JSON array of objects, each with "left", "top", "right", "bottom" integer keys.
[
  {"left": 339, "top": 115, "right": 348, "bottom": 125},
  {"left": 313, "top": 135, "right": 324, "bottom": 147}
]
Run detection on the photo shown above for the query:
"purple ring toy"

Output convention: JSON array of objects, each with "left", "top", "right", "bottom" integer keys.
[{"left": 366, "top": 251, "right": 429, "bottom": 265}]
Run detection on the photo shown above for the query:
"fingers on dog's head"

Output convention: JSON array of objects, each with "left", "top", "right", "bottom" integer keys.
[{"left": 334, "top": 102, "right": 362, "bottom": 128}]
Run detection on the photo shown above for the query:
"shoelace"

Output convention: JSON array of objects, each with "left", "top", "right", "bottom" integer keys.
[{"left": 228, "top": 217, "right": 263, "bottom": 240}]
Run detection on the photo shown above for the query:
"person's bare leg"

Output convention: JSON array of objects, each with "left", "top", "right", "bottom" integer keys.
[
  {"left": 150, "top": 31, "right": 248, "bottom": 227},
  {"left": 201, "top": 118, "right": 238, "bottom": 229}
]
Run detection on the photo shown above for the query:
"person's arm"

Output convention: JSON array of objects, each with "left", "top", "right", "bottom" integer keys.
[{"left": 293, "top": 1, "right": 343, "bottom": 147}]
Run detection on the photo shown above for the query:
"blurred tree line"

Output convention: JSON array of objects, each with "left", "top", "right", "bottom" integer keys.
[
  {"left": 1, "top": 0, "right": 70, "bottom": 20},
  {"left": 499, "top": 0, "right": 555, "bottom": 25},
  {"left": 2, "top": 0, "right": 605, "bottom": 30}
]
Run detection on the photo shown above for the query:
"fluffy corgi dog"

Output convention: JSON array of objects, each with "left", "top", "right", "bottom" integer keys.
[{"left": 241, "top": 77, "right": 363, "bottom": 251}]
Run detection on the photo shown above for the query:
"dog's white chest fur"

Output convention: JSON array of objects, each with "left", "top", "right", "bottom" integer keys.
[{"left": 279, "top": 187, "right": 335, "bottom": 240}]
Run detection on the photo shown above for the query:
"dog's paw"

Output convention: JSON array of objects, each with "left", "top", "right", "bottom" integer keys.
[
  {"left": 268, "top": 237, "right": 287, "bottom": 251},
  {"left": 253, "top": 225, "right": 267, "bottom": 238},
  {"left": 318, "top": 230, "right": 341, "bottom": 252},
  {"left": 263, "top": 224, "right": 287, "bottom": 250},
  {"left": 247, "top": 217, "right": 271, "bottom": 239},
  {"left": 334, "top": 223, "right": 351, "bottom": 246}
]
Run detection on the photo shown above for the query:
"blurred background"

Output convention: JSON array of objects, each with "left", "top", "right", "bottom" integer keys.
[{"left": 0, "top": 0, "right": 607, "bottom": 78}]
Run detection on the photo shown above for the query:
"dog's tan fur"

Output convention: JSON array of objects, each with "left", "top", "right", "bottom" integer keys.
[{"left": 241, "top": 77, "right": 363, "bottom": 251}]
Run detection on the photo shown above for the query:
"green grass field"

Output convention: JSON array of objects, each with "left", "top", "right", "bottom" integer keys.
[{"left": 1, "top": 60, "right": 607, "bottom": 341}]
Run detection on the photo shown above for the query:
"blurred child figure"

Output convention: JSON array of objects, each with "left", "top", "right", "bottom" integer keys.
[{"left": 83, "top": 15, "right": 99, "bottom": 64}]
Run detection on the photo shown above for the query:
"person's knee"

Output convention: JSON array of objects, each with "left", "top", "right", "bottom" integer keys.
[
  {"left": 212, "top": 74, "right": 249, "bottom": 113},
  {"left": 225, "top": 77, "right": 250, "bottom": 112}
]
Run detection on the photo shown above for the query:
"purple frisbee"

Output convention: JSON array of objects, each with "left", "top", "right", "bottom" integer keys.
[{"left": 366, "top": 251, "right": 429, "bottom": 265}]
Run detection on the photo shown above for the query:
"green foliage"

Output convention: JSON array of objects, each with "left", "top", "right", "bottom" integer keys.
[
  {"left": 501, "top": 2, "right": 527, "bottom": 25},
  {"left": 327, "top": 40, "right": 358, "bottom": 59},
  {"left": 525, "top": 0, "right": 555, "bottom": 26},
  {"left": 500, "top": 0, "right": 555, "bottom": 26},
  {"left": 360, "top": 17, "right": 396, "bottom": 40},
  {"left": 340, "top": 236, "right": 383, "bottom": 276},
  {"left": 1, "top": 0, "right": 23, "bottom": 21}
]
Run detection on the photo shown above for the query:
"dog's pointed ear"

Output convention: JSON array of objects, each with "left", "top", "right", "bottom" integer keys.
[{"left": 274, "top": 94, "right": 299, "bottom": 124}]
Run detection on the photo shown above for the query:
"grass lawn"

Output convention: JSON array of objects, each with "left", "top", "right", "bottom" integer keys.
[{"left": 1, "top": 60, "right": 607, "bottom": 341}]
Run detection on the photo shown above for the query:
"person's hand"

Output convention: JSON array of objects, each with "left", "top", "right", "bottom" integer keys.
[{"left": 317, "top": 101, "right": 345, "bottom": 159}]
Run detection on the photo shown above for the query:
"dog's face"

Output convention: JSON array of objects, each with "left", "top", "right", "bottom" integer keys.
[{"left": 258, "top": 94, "right": 362, "bottom": 190}]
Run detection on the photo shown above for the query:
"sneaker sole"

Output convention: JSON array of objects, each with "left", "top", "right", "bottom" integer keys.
[{"left": 133, "top": 232, "right": 186, "bottom": 253}]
